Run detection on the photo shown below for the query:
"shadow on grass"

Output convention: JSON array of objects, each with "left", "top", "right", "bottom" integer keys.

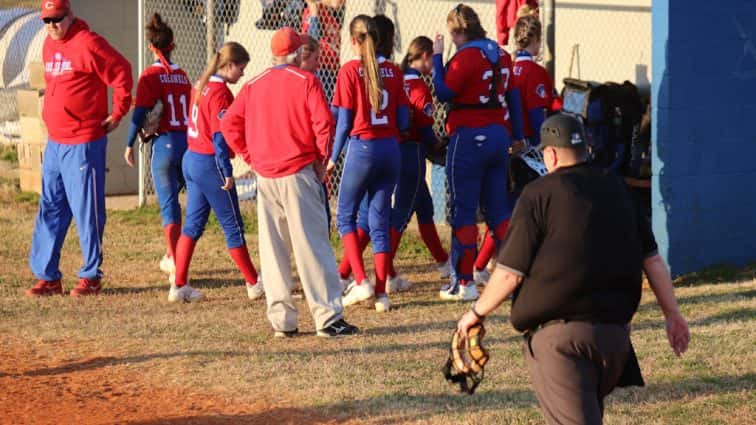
[
  {"left": 673, "top": 263, "right": 756, "bottom": 287},
  {"left": 125, "top": 407, "right": 345, "bottom": 425},
  {"left": 617, "top": 372, "right": 756, "bottom": 404},
  {"left": 0, "top": 351, "right": 246, "bottom": 378},
  {"left": 635, "top": 287, "right": 756, "bottom": 314}
]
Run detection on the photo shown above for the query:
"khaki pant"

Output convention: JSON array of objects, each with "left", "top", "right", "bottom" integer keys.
[
  {"left": 524, "top": 321, "right": 630, "bottom": 425},
  {"left": 256, "top": 165, "right": 343, "bottom": 332}
]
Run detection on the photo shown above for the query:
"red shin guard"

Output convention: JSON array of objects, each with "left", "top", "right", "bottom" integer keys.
[
  {"left": 173, "top": 235, "right": 196, "bottom": 287},
  {"left": 163, "top": 223, "right": 181, "bottom": 259},
  {"left": 341, "top": 232, "right": 367, "bottom": 283},
  {"left": 418, "top": 222, "right": 449, "bottom": 263},
  {"left": 454, "top": 225, "right": 478, "bottom": 284},
  {"left": 374, "top": 252, "right": 389, "bottom": 295},
  {"left": 229, "top": 245, "right": 259, "bottom": 284}
]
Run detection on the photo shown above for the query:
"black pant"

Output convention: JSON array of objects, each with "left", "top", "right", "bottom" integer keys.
[{"left": 524, "top": 321, "right": 630, "bottom": 425}]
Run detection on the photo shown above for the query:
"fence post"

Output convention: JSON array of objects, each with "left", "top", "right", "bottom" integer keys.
[
  {"left": 206, "top": 0, "right": 216, "bottom": 60},
  {"left": 541, "top": 0, "right": 555, "bottom": 77},
  {"left": 137, "top": 0, "right": 146, "bottom": 207}
]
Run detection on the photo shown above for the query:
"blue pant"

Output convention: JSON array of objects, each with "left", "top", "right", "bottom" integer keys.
[
  {"left": 390, "top": 142, "right": 427, "bottom": 232},
  {"left": 151, "top": 131, "right": 186, "bottom": 226},
  {"left": 446, "top": 124, "right": 514, "bottom": 228},
  {"left": 30, "top": 137, "right": 107, "bottom": 281},
  {"left": 336, "top": 137, "right": 399, "bottom": 253},
  {"left": 414, "top": 177, "right": 435, "bottom": 224},
  {"left": 182, "top": 150, "right": 246, "bottom": 249}
]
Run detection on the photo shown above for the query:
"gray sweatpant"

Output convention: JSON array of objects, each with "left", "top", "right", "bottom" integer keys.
[
  {"left": 255, "top": 165, "right": 343, "bottom": 332},
  {"left": 524, "top": 321, "right": 630, "bottom": 425}
]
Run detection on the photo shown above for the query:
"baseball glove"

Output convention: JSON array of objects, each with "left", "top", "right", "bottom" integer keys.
[
  {"left": 138, "top": 100, "right": 163, "bottom": 144},
  {"left": 425, "top": 136, "right": 449, "bottom": 166},
  {"left": 442, "top": 323, "right": 489, "bottom": 395}
]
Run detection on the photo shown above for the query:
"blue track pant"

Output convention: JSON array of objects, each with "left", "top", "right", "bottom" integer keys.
[
  {"left": 30, "top": 137, "right": 107, "bottom": 281},
  {"left": 181, "top": 150, "right": 246, "bottom": 249},
  {"left": 336, "top": 137, "right": 399, "bottom": 253},
  {"left": 151, "top": 131, "right": 186, "bottom": 226}
]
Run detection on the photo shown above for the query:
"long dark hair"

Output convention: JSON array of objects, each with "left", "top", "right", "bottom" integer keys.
[{"left": 400, "top": 36, "right": 433, "bottom": 73}]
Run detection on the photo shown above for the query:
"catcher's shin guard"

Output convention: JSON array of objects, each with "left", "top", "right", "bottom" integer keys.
[
  {"left": 442, "top": 323, "right": 489, "bottom": 394},
  {"left": 450, "top": 226, "right": 478, "bottom": 283}
]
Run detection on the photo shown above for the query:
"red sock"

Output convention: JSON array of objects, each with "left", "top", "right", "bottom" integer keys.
[
  {"left": 338, "top": 228, "right": 370, "bottom": 279},
  {"left": 174, "top": 235, "right": 196, "bottom": 287},
  {"left": 163, "top": 223, "right": 181, "bottom": 259},
  {"left": 342, "top": 232, "right": 367, "bottom": 283},
  {"left": 388, "top": 227, "right": 402, "bottom": 278},
  {"left": 229, "top": 244, "right": 259, "bottom": 284},
  {"left": 418, "top": 222, "right": 449, "bottom": 263},
  {"left": 474, "top": 233, "right": 496, "bottom": 271},
  {"left": 455, "top": 225, "right": 478, "bottom": 285},
  {"left": 374, "top": 252, "right": 389, "bottom": 295}
]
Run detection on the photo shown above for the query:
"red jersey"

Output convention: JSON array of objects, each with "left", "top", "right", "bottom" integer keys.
[
  {"left": 187, "top": 76, "right": 234, "bottom": 155},
  {"left": 301, "top": 6, "right": 341, "bottom": 71},
  {"left": 134, "top": 62, "right": 192, "bottom": 134},
  {"left": 332, "top": 58, "right": 409, "bottom": 140},
  {"left": 221, "top": 65, "right": 334, "bottom": 178},
  {"left": 402, "top": 71, "right": 434, "bottom": 143},
  {"left": 511, "top": 53, "right": 554, "bottom": 138},
  {"left": 42, "top": 18, "right": 132, "bottom": 144},
  {"left": 444, "top": 44, "right": 513, "bottom": 135}
]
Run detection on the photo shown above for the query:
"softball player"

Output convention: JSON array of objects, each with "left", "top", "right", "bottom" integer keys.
[
  {"left": 472, "top": 13, "right": 556, "bottom": 285},
  {"left": 432, "top": 3, "right": 525, "bottom": 301},
  {"left": 168, "top": 42, "right": 262, "bottom": 303},
  {"left": 329, "top": 15, "right": 409, "bottom": 312},
  {"left": 124, "top": 13, "right": 190, "bottom": 276},
  {"left": 385, "top": 35, "right": 451, "bottom": 292}
]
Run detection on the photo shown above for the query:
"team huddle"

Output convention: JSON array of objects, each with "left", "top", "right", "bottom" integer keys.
[{"left": 26, "top": 1, "right": 557, "bottom": 329}]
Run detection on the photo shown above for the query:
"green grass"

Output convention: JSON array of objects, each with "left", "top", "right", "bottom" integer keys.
[
  {"left": 0, "top": 144, "right": 18, "bottom": 164},
  {"left": 0, "top": 180, "right": 754, "bottom": 424}
]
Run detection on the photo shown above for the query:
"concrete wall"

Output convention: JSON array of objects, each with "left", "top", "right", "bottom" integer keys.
[
  {"left": 72, "top": 0, "right": 139, "bottom": 195},
  {"left": 652, "top": 0, "right": 756, "bottom": 276}
]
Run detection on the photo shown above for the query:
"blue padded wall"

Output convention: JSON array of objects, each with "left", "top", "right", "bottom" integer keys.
[{"left": 652, "top": 0, "right": 756, "bottom": 276}]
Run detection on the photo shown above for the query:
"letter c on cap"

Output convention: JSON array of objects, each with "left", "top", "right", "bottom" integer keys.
[{"left": 45, "top": 1, "right": 54, "bottom": 9}]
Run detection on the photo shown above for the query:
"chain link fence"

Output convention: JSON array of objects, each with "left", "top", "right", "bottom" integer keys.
[{"left": 133, "top": 0, "right": 651, "bottom": 223}]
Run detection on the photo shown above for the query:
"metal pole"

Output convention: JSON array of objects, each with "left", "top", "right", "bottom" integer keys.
[
  {"left": 137, "top": 0, "right": 145, "bottom": 207},
  {"left": 206, "top": 0, "right": 216, "bottom": 60},
  {"left": 542, "top": 0, "right": 555, "bottom": 77}
]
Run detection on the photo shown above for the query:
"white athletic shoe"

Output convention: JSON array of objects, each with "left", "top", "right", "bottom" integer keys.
[
  {"left": 474, "top": 268, "right": 491, "bottom": 286},
  {"left": 387, "top": 275, "right": 412, "bottom": 293},
  {"left": 159, "top": 254, "right": 175, "bottom": 274},
  {"left": 439, "top": 281, "right": 479, "bottom": 301},
  {"left": 339, "top": 276, "right": 352, "bottom": 292},
  {"left": 168, "top": 284, "right": 204, "bottom": 303},
  {"left": 246, "top": 279, "right": 264, "bottom": 300},
  {"left": 436, "top": 259, "right": 452, "bottom": 279},
  {"left": 342, "top": 279, "right": 374, "bottom": 306},
  {"left": 374, "top": 294, "right": 390, "bottom": 312}
]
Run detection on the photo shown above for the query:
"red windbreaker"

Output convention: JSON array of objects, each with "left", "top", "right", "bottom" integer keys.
[
  {"left": 42, "top": 18, "right": 133, "bottom": 144},
  {"left": 221, "top": 65, "right": 334, "bottom": 179}
]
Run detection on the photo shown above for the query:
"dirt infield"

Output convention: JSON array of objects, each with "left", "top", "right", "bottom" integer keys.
[{"left": 0, "top": 337, "right": 343, "bottom": 425}]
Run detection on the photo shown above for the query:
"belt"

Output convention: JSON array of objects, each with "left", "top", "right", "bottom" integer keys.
[{"left": 523, "top": 319, "right": 629, "bottom": 357}]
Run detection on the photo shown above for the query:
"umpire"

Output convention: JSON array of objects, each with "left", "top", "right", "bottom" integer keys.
[{"left": 456, "top": 114, "right": 690, "bottom": 424}]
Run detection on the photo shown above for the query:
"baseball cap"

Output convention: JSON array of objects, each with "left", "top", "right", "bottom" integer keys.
[
  {"left": 538, "top": 113, "right": 587, "bottom": 150},
  {"left": 271, "top": 27, "right": 303, "bottom": 57},
  {"left": 40, "top": 0, "right": 70, "bottom": 19}
]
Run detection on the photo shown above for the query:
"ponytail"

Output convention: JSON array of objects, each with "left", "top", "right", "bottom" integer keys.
[
  {"left": 350, "top": 15, "right": 383, "bottom": 112},
  {"left": 194, "top": 41, "right": 250, "bottom": 105}
]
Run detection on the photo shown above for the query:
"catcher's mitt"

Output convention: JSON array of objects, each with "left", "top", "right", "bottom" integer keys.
[
  {"left": 138, "top": 99, "right": 163, "bottom": 144},
  {"left": 426, "top": 136, "right": 449, "bottom": 166},
  {"left": 442, "top": 323, "right": 489, "bottom": 395}
]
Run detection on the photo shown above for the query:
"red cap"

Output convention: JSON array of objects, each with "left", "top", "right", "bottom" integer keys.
[
  {"left": 40, "top": 0, "right": 70, "bottom": 19},
  {"left": 271, "top": 27, "right": 303, "bottom": 57}
]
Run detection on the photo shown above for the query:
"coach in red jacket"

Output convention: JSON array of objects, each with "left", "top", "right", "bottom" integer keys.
[
  {"left": 26, "top": 0, "right": 133, "bottom": 298},
  {"left": 221, "top": 28, "right": 358, "bottom": 338}
]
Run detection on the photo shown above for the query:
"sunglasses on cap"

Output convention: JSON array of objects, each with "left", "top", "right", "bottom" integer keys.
[{"left": 43, "top": 15, "right": 66, "bottom": 24}]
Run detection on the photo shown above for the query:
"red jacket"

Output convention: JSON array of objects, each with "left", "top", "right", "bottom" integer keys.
[
  {"left": 42, "top": 18, "right": 133, "bottom": 144},
  {"left": 496, "top": 0, "right": 539, "bottom": 45},
  {"left": 221, "top": 65, "right": 334, "bottom": 178}
]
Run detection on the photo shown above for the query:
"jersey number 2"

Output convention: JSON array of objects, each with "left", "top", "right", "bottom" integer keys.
[{"left": 370, "top": 89, "right": 390, "bottom": 126}]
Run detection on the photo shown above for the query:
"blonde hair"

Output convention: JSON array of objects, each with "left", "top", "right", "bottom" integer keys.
[
  {"left": 517, "top": 4, "right": 538, "bottom": 18},
  {"left": 349, "top": 15, "right": 383, "bottom": 112},
  {"left": 194, "top": 42, "right": 249, "bottom": 105},
  {"left": 514, "top": 15, "right": 542, "bottom": 50},
  {"left": 446, "top": 3, "right": 486, "bottom": 41}
]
